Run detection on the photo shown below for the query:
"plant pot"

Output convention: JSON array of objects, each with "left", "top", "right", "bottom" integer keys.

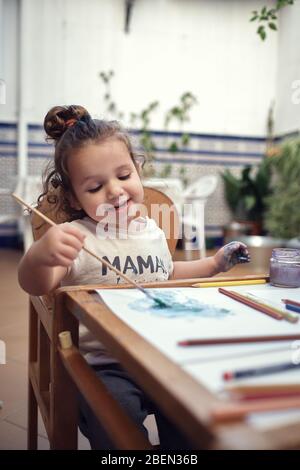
[{"left": 223, "top": 220, "right": 263, "bottom": 238}]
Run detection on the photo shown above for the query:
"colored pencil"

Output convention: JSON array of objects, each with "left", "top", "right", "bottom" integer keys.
[
  {"left": 222, "top": 361, "right": 300, "bottom": 381},
  {"left": 223, "top": 381, "right": 300, "bottom": 395},
  {"left": 285, "top": 303, "right": 300, "bottom": 314},
  {"left": 282, "top": 299, "right": 300, "bottom": 308},
  {"left": 224, "top": 384, "right": 300, "bottom": 399},
  {"left": 244, "top": 293, "right": 298, "bottom": 323},
  {"left": 177, "top": 334, "right": 300, "bottom": 347},
  {"left": 218, "top": 288, "right": 284, "bottom": 320},
  {"left": 211, "top": 396, "right": 300, "bottom": 423},
  {"left": 192, "top": 279, "right": 266, "bottom": 288},
  {"left": 241, "top": 392, "right": 300, "bottom": 401}
]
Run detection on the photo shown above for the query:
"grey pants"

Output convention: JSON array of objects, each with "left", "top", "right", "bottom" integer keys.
[{"left": 78, "top": 364, "right": 192, "bottom": 450}]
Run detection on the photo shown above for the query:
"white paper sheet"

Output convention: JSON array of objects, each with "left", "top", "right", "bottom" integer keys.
[{"left": 96, "top": 285, "right": 300, "bottom": 364}]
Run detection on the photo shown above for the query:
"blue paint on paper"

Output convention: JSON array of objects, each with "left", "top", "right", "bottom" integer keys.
[{"left": 129, "top": 289, "right": 232, "bottom": 319}]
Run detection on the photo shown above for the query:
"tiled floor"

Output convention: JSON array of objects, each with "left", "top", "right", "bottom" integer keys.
[
  {"left": 0, "top": 249, "right": 90, "bottom": 449},
  {"left": 0, "top": 247, "right": 263, "bottom": 450}
]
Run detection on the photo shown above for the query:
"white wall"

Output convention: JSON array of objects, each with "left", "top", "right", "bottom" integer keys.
[
  {"left": 275, "top": 0, "right": 300, "bottom": 135},
  {"left": 0, "top": 0, "right": 277, "bottom": 136},
  {"left": 0, "top": 0, "right": 18, "bottom": 121}
]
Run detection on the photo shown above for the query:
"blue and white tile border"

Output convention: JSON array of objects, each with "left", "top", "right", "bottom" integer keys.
[{"left": 0, "top": 121, "right": 286, "bottom": 247}]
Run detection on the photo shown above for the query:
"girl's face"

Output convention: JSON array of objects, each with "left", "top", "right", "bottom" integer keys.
[{"left": 68, "top": 138, "right": 144, "bottom": 227}]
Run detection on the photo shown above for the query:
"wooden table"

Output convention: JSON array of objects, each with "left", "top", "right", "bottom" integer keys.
[{"left": 55, "top": 276, "right": 300, "bottom": 450}]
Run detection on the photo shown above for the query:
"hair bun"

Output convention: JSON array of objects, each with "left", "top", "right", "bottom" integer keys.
[{"left": 44, "top": 105, "right": 90, "bottom": 141}]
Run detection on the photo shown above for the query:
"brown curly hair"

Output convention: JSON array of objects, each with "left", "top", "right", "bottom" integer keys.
[{"left": 38, "top": 105, "right": 144, "bottom": 221}]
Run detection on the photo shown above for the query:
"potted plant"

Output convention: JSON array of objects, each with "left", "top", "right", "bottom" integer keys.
[
  {"left": 221, "top": 158, "right": 272, "bottom": 235},
  {"left": 264, "top": 138, "right": 300, "bottom": 240}
]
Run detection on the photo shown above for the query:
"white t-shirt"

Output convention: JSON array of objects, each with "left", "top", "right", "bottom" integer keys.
[{"left": 61, "top": 216, "right": 174, "bottom": 365}]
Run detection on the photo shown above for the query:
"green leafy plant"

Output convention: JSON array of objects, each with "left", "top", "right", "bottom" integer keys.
[
  {"left": 99, "top": 70, "right": 124, "bottom": 120},
  {"left": 221, "top": 159, "right": 272, "bottom": 225},
  {"left": 99, "top": 70, "right": 197, "bottom": 184},
  {"left": 178, "top": 166, "right": 189, "bottom": 188},
  {"left": 250, "top": 0, "right": 294, "bottom": 41},
  {"left": 99, "top": 70, "right": 159, "bottom": 177},
  {"left": 164, "top": 92, "right": 198, "bottom": 152},
  {"left": 264, "top": 139, "right": 300, "bottom": 238},
  {"left": 130, "top": 101, "right": 159, "bottom": 177}
]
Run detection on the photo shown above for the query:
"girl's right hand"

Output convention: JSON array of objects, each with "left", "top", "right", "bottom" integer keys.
[{"left": 34, "top": 223, "right": 86, "bottom": 268}]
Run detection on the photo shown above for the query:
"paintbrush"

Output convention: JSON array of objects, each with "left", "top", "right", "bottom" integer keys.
[{"left": 12, "top": 193, "right": 168, "bottom": 308}]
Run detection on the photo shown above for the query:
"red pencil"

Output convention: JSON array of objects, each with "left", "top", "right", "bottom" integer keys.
[
  {"left": 218, "top": 288, "right": 283, "bottom": 320},
  {"left": 177, "top": 334, "right": 300, "bottom": 346},
  {"left": 231, "top": 391, "right": 300, "bottom": 401},
  {"left": 211, "top": 396, "right": 300, "bottom": 423}
]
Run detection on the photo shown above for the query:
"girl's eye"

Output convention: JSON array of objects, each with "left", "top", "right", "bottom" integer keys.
[
  {"left": 118, "top": 174, "right": 131, "bottom": 181},
  {"left": 88, "top": 185, "right": 102, "bottom": 193}
]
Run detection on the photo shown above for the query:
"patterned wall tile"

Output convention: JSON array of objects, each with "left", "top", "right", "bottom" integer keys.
[{"left": 0, "top": 122, "right": 267, "bottom": 242}]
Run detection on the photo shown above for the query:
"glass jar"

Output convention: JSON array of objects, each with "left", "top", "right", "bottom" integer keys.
[{"left": 270, "top": 248, "right": 300, "bottom": 288}]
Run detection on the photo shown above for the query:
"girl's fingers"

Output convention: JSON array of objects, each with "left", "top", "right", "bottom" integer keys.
[
  {"left": 226, "top": 241, "right": 247, "bottom": 250},
  {"left": 238, "top": 242, "right": 248, "bottom": 249},
  {"left": 59, "top": 244, "right": 80, "bottom": 261},
  {"left": 228, "top": 241, "right": 249, "bottom": 257},
  {"left": 216, "top": 241, "right": 250, "bottom": 271},
  {"left": 237, "top": 243, "right": 250, "bottom": 256},
  {"left": 60, "top": 223, "right": 86, "bottom": 243},
  {"left": 55, "top": 254, "right": 74, "bottom": 267},
  {"left": 61, "top": 232, "right": 85, "bottom": 251},
  {"left": 234, "top": 243, "right": 251, "bottom": 263},
  {"left": 238, "top": 243, "right": 249, "bottom": 254}
]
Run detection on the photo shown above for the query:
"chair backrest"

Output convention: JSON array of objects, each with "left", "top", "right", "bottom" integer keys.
[
  {"left": 142, "top": 178, "right": 184, "bottom": 211},
  {"left": 31, "top": 186, "right": 179, "bottom": 255}
]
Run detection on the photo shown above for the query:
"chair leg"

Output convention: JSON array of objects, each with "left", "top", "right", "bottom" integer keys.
[
  {"left": 50, "top": 349, "right": 78, "bottom": 449},
  {"left": 28, "top": 300, "right": 38, "bottom": 449},
  {"left": 50, "top": 294, "right": 79, "bottom": 449},
  {"left": 27, "top": 379, "right": 38, "bottom": 449}
]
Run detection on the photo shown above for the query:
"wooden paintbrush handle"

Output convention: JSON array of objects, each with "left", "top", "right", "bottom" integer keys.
[{"left": 12, "top": 193, "right": 143, "bottom": 290}]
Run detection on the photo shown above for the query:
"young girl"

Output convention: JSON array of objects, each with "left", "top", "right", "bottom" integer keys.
[{"left": 18, "top": 105, "right": 249, "bottom": 450}]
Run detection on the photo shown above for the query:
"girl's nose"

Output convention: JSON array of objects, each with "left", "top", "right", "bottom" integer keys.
[{"left": 106, "top": 180, "right": 124, "bottom": 200}]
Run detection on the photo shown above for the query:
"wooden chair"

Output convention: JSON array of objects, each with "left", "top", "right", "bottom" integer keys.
[{"left": 27, "top": 187, "right": 180, "bottom": 449}]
